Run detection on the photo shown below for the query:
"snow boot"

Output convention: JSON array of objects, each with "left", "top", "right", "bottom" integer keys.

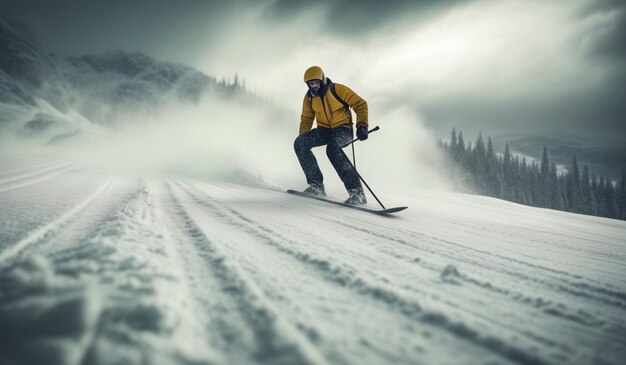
[
  {"left": 303, "top": 183, "right": 325, "bottom": 197},
  {"left": 344, "top": 188, "right": 367, "bottom": 205}
]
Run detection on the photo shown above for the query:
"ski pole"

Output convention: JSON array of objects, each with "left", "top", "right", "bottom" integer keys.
[
  {"left": 341, "top": 126, "right": 380, "bottom": 148},
  {"left": 340, "top": 125, "right": 386, "bottom": 209},
  {"left": 354, "top": 169, "right": 386, "bottom": 209}
]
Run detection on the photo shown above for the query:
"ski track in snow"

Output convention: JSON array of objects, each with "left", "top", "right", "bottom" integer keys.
[
  {"left": 171, "top": 180, "right": 537, "bottom": 365},
  {"left": 0, "top": 159, "right": 625, "bottom": 365},
  {"left": 0, "top": 161, "right": 73, "bottom": 184},
  {"left": 174, "top": 180, "right": 619, "bottom": 365}
]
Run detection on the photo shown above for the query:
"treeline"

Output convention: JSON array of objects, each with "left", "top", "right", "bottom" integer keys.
[{"left": 439, "top": 129, "right": 626, "bottom": 221}]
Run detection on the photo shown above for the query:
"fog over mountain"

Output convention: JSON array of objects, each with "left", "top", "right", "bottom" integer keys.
[
  {"left": 2, "top": 0, "right": 624, "bottom": 143},
  {"left": 0, "top": 18, "right": 446, "bottom": 192},
  {"left": 0, "top": 18, "right": 263, "bottom": 127}
]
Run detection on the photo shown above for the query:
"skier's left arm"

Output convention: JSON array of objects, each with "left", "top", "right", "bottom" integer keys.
[
  {"left": 335, "top": 84, "right": 368, "bottom": 128},
  {"left": 299, "top": 95, "right": 315, "bottom": 134}
]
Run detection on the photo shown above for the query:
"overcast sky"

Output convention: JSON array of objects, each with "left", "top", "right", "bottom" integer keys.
[{"left": 2, "top": 0, "right": 625, "bottom": 142}]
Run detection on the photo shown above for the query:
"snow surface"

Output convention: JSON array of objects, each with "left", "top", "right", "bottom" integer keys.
[{"left": 0, "top": 155, "right": 625, "bottom": 365}]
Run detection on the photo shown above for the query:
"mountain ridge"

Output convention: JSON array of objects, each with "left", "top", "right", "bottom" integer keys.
[{"left": 0, "top": 19, "right": 265, "bottom": 143}]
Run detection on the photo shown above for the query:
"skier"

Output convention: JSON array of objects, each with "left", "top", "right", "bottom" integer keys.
[{"left": 294, "top": 66, "right": 369, "bottom": 205}]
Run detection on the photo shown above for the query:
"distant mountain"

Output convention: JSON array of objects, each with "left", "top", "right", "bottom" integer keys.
[
  {"left": 0, "top": 19, "right": 71, "bottom": 112},
  {"left": 0, "top": 68, "right": 35, "bottom": 107},
  {"left": 60, "top": 51, "right": 225, "bottom": 109},
  {"left": 0, "top": 20, "right": 47, "bottom": 89},
  {"left": 496, "top": 133, "right": 626, "bottom": 182},
  {"left": 0, "top": 19, "right": 264, "bottom": 143},
  {"left": 55, "top": 51, "right": 222, "bottom": 124}
]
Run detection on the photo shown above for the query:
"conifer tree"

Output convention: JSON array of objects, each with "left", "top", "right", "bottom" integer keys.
[
  {"left": 503, "top": 143, "right": 511, "bottom": 166},
  {"left": 503, "top": 143, "right": 513, "bottom": 200},
  {"left": 617, "top": 170, "right": 626, "bottom": 220},
  {"left": 597, "top": 175, "right": 607, "bottom": 216},
  {"left": 487, "top": 137, "right": 495, "bottom": 161},
  {"left": 604, "top": 178, "right": 617, "bottom": 218},
  {"left": 475, "top": 133, "right": 486, "bottom": 161},
  {"left": 565, "top": 156, "right": 582, "bottom": 212},
  {"left": 539, "top": 146, "right": 550, "bottom": 207},
  {"left": 450, "top": 128, "right": 458, "bottom": 150},
  {"left": 458, "top": 132, "right": 466, "bottom": 153},
  {"left": 485, "top": 137, "right": 500, "bottom": 196},
  {"left": 440, "top": 128, "right": 623, "bottom": 220},
  {"left": 581, "top": 165, "right": 592, "bottom": 215},
  {"left": 550, "top": 162, "right": 563, "bottom": 209},
  {"left": 471, "top": 134, "right": 486, "bottom": 194},
  {"left": 591, "top": 174, "right": 599, "bottom": 216},
  {"left": 521, "top": 157, "right": 529, "bottom": 204}
]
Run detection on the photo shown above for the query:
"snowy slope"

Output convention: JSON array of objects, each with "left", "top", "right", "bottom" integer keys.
[{"left": 0, "top": 156, "right": 625, "bottom": 365}]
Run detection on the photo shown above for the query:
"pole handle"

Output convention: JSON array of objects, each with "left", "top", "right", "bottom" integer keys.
[{"left": 341, "top": 125, "right": 380, "bottom": 148}]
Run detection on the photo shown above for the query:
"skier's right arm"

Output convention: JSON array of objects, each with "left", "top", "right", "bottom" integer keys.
[{"left": 299, "top": 95, "right": 314, "bottom": 134}]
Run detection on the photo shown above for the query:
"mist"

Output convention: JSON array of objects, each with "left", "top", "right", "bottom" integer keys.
[
  {"left": 2, "top": 0, "right": 624, "bottom": 195},
  {"left": 0, "top": 86, "right": 450, "bottom": 196}
]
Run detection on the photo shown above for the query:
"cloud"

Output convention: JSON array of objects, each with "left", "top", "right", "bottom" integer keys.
[
  {"left": 354, "top": 0, "right": 626, "bottom": 142},
  {"left": 578, "top": 2, "right": 626, "bottom": 63},
  {"left": 261, "top": 0, "right": 466, "bottom": 38},
  {"left": 0, "top": 0, "right": 243, "bottom": 62},
  {"left": 418, "top": 75, "right": 626, "bottom": 143},
  {"left": 2, "top": 0, "right": 625, "bottom": 144}
]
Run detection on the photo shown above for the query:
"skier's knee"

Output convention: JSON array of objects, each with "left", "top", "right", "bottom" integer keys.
[
  {"left": 326, "top": 144, "right": 340, "bottom": 158},
  {"left": 294, "top": 134, "right": 304, "bottom": 152}
]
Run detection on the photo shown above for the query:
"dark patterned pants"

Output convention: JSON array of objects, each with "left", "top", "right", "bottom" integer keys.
[{"left": 294, "top": 126, "right": 362, "bottom": 190}]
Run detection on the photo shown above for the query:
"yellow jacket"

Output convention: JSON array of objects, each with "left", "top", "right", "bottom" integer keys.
[{"left": 299, "top": 82, "right": 368, "bottom": 134}]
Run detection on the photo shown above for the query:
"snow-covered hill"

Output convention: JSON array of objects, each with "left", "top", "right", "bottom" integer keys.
[
  {"left": 0, "top": 19, "right": 266, "bottom": 145},
  {"left": 0, "top": 20, "right": 71, "bottom": 112},
  {"left": 1, "top": 155, "right": 624, "bottom": 365}
]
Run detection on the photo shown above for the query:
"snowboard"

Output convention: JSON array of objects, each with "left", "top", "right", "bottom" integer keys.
[{"left": 287, "top": 190, "right": 407, "bottom": 215}]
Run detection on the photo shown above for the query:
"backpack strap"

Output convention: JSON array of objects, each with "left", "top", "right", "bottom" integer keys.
[{"left": 330, "top": 83, "right": 350, "bottom": 111}]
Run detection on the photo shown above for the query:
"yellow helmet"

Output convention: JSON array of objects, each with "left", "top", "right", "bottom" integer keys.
[{"left": 304, "top": 66, "right": 325, "bottom": 83}]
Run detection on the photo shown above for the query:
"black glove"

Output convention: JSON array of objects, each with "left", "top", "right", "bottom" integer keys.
[{"left": 356, "top": 126, "right": 369, "bottom": 141}]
